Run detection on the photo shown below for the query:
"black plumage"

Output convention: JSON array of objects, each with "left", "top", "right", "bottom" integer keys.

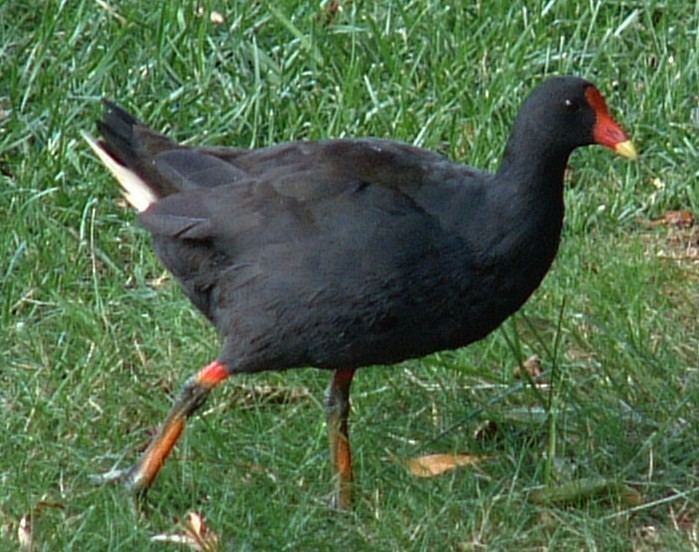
[{"left": 85, "top": 76, "right": 636, "bottom": 507}]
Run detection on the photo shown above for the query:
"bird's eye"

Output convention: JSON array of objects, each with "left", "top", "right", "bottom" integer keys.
[{"left": 563, "top": 98, "right": 580, "bottom": 112}]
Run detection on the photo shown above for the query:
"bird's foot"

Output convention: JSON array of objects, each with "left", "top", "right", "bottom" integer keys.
[
  {"left": 326, "top": 476, "right": 353, "bottom": 512},
  {"left": 89, "top": 466, "right": 131, "bottom": 486},
  {"left": 328, "top": 493, "right": 352, "bottom": 512},
  {"left": 89, "top": 464, "right": 149, "bottom": 496}
]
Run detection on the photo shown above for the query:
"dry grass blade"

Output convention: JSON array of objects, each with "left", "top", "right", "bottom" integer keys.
[
  {"left": 151, "top": 512, "right": 221, "bottom": 551},
  {"left": 18, "top": 514, "right": 32, "bottom": 552},
  {"left": 229, "top": 383, "right": 312, "bottom": 407},
  {"left": 94, "top": 0, "right": 126, "bottom": 24}
]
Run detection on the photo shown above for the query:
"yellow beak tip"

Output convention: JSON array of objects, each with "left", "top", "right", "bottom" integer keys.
[{"left": 614, "top": 140, "right": 638, "bottom": 160}]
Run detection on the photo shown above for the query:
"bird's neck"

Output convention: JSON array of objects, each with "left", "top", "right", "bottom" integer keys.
[
  {"left": 496, "top": 117, "right": 572, "bottom": 190},
  {"left": 492, "top": 127, "right": 569, "bottom": 232},
  {"left": 477, "top": 124, "right": 572, "bottom": 282}
]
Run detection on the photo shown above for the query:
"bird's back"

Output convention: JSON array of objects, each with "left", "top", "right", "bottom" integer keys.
[{"left": 88, "top": 103, "right": 559, "bottom": 374}]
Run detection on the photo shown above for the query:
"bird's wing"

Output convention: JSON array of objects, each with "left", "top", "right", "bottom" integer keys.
[{"left": 139, "top": 138, "right": 485, "bottom": 245}]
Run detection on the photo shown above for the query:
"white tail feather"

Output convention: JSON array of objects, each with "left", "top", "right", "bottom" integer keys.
[{"left": 81, "top": 131, "right": 157, "bottom": 212}]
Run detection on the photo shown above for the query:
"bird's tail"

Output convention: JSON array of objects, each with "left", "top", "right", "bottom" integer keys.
[{"left": 82, "top": 100, "right": 178, "bottom": 211}]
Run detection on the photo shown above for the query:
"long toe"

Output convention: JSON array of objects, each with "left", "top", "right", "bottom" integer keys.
[
  {"left": 89, "top": 464, "right": 150, "bottom": 496},
  {"left": 89, "top": 466, "right": 132, "bottom": 486}
]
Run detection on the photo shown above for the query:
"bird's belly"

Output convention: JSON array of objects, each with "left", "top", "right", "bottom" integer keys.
[{"left": 215, "top": 244, "right": 555, "bottom": 373}]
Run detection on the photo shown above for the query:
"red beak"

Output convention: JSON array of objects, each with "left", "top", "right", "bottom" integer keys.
[{"left": 585, "top": 87, "right": 638, "bottom": 160}]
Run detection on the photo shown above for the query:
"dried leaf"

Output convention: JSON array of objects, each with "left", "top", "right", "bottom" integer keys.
[
  {"left": 151, "top": 512, "right": 220, "bottom": 551},
  {"left": 17, "top": 501, "right": 64, "bottom": 552},
  {"left": 406, "top": 453, "right": 489, "bottom": 478},
  {"left": 18, "top": 515, "right": 32, "bottom": 552},
  {"left": 643, "top": 212, "right": 699, "bottom": 265},
  {"left": 528, "top": 478, "right": 642, "bottom": 506},
  {"left": 649, "top": 209, "right": 696, "bottom": 228},
  {"left": 513, "top": 354, "right": 544, "bottom": 380},
  {"left": 662, "top": 210, "right": 695, "bottom": 228}
]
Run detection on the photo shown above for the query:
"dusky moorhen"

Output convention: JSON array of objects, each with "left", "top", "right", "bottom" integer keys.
[{"left": 84, "top": 76, "right": 637, "bottom": 510}]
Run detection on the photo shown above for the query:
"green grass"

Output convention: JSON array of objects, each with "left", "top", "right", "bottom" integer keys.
[{"left": 1, "top": 0, "right": 698, "bottom": 549}]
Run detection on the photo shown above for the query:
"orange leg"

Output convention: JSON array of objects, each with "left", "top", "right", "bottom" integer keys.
[
  {"left": 93, "top": 360, "right": 229, "bottom": 496},
  {"left": 325, "top": 368, "right": 356, "bottom": 511}
]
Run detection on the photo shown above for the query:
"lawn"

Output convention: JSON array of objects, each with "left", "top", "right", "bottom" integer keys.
[{"left": 1, "top": 0, "right": 698, "bottom": 550}]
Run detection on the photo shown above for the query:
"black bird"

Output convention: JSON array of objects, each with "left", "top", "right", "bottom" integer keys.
[{"left": 84, "top": 76, "right": 636, "bottom": 510}]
